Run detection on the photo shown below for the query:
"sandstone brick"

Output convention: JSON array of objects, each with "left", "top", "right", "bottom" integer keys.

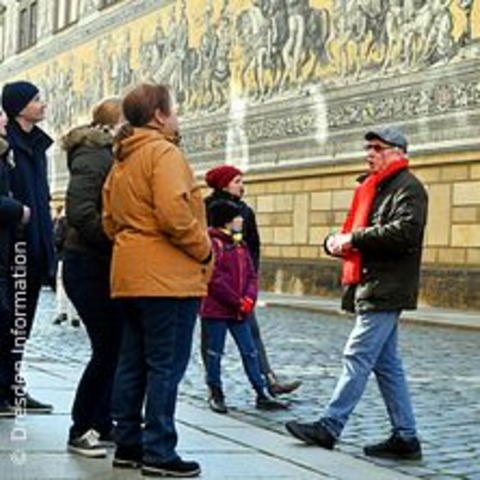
[
  {"left": 437, "top": 247, "right": 466, "bottom": 265},
  {"left": 425, "top": 184, "right": 451, "bottom": 246},
  {"left": 280, "top": 246, "right": 299, "bottom": 258},
  {"left": 421, "top": 248, "right": 437, "bottom": 264},
  {"left": 310, "top": 211, "right": 334, "bottom": 226},
  {"left": 334, "top": 211, "right": 348, "bottom": 225},
  {"left": 271, "top": 213, "right": 292, "bottom": 226},
  {"left": 320, "top": 176, "right": 343, "bottom": 189},
  {"left": 470, "top": 164, "right": 480, "bottom": 180},
  {"left": 259, "top": 226, "right": 274, "bottom": 243},
  {"left": 293, "top": 194, "right": 309, "bottom": 244},
  {"left": 299, "top": 246, "right": 319, "bottom": 258},
  {"left": 452, "top": 207, "right": 477, "bottom": 223},
  {"left": 452, "top": 225, "right": 480, "bottom": 247},
  {"left": 262, "top": 245, "right": 280, "bottom": 258},
  {"left": 256, "top": 195, "right": 275, "bottom": 212},
  {"left": 311, "top": 191, "right": 332, "bottom": 210},
  {"left": 414, "top": 168, "right": 440, "bottom": 183},
  {"left": 332, "top": 190, "right": 353, "bottom": 210},
  {"left": 265, "top": 182, "right": 284, "bottom": 194},
  {"left": 466, "top": 248, "right": 480, "bottom": 265},
  {"left": 309, "top": 226, "right": 330, "bottom": 246},
  {"left": 440, "top": 165, "right": 469, "bottom": 181},
  {"left": 255, "top": 213, "right": 271, "bottom": 226},
  {"left": 453, "top": 182, "right": 480, "bottom": 205},
  {"left": 303, "top": 177, "right": 323, "bottom": 190},
  {"left": 274, "top": 227, "right": 293, "bottom": 245},
  {"left": 284, "top": 180, "right": 304, "bottom": 192},
  {"left": 275, "top": 194, "right": 294, "bottom": 211}
]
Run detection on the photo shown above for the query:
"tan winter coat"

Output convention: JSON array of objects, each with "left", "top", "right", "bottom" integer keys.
[{"left": 102, "top": 127, "right": 212, "bottom": 298}]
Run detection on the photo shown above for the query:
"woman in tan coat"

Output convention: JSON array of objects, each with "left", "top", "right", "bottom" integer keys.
[{"left": 102, "top": 84, "right": 212, "bottom": 478}]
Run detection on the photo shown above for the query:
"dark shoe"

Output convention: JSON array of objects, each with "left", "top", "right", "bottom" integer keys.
[
  {"left": 113, "top": 444, "right": 143, "bottom": 469},
  {"left": 363, "top": 434, "right": 422, "bottom": 460},
  {"left": 285, "top": 420, "right": 335, "bottom": 449},
  {"left": 53, "top": 313, "right": 67, "bottom": 325},
  {"left": 269, "top": 380, "right": 302, "bottom": 396},
  {"left": 68, "top": 429, "right": 107, "bottom": 458},
  {"left": 142, "top": 458, "right": 201, "bottom": 477},
  {"left": 24, "top": 394, "right": 53, "bottom": 414},
  {"left": 255, "top": 393, "right": 289, "bottom": 411},
  {"left": 208, "top": 386, "right": 228, "bottom": 414},
  {"left": 0, "top": 400, "right": 14, "bottom": 418},
  {"left": 98, "top": 428, "right": 115, "bottom": 448},
  {"left": 71, "top": 318, "right": 81, "bottom": 328}
]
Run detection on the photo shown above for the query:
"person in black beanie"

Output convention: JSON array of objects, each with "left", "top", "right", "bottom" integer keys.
[
  {"left": 203, "top": 164, "right": 302, "bottom": 396},
  {"left": 0, "top": 80, "right": 55, "bottom": 414},
  {"left": 0, "top": 108, "right": 31, "bottom": 417}
]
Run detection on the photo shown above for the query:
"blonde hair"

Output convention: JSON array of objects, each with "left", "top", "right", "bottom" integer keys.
[{"left": 91, "top": 97, "right": 122, "bottom": 127}]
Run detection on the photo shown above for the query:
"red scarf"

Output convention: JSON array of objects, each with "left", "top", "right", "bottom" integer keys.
[{"left": 341, "top": 159, "right": 409, "bottom": 285}]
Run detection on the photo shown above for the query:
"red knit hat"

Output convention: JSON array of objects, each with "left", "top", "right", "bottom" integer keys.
[{"left": 205, "top": 164, "right": 242, "bottom": 190}]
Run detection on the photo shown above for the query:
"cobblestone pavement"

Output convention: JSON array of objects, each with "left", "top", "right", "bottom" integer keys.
[{"left": 28, "top": 289, "right": 480, "bottom": 480}]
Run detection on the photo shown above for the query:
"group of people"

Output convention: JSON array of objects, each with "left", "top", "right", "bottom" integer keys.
[{"left": 0, "top": 78, "right": 427, "bottom": 478}]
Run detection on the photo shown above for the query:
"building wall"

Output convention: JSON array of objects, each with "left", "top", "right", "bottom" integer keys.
[{"left": 1, "top": 0, "right": 480, "bottom": 308}]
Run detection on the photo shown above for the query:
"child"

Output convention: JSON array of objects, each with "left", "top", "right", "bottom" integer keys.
[{"left": 201, "top": 199, "right": 287, "bottom": 413}]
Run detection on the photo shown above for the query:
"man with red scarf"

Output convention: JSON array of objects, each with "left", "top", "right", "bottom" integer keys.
[{"left": 286, "top": 127, "right": 428, "bottom": 460}]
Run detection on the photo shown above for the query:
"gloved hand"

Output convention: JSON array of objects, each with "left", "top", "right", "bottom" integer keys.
[{"left": 240, "top": 297, "right": 254, "bottom": 314}]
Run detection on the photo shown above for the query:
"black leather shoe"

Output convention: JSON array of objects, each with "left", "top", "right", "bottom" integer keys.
[
  {"left": 24, "top": 394, "right": 53, "bottom": 414},
  {"left": 256, "top": 393, "right": 289, "bottom": 411},
  {"left": 285, "top": 420, "right": 335, "bottom": 449},
  {"left": 113, "top": 444, "right": 143, "bottom": 469},
  {"left": 208, "top": 386, "right": 228, "bottom": 414},
  {"left": 364, "top": 434, "right": 422, "bottom": 460},
  {"left": 142, "top": 458, "right": 201, "bottom": 477}
]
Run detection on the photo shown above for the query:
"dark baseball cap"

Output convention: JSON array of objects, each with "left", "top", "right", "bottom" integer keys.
[{"left": 365, "top": 127, "right": 408, "bottom": 153}]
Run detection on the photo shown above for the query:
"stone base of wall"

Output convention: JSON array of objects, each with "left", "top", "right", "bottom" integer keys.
[{"left": 261, "top": 259, "right": 480, "bottom": 311}]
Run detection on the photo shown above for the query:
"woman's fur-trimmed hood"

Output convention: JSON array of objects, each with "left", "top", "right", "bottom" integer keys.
[{"left": 61, "top": 125, "right": 114, "bottom": 153}]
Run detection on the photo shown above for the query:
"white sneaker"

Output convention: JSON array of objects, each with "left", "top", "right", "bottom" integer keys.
[{"left": 67, "top": 429, "right": 107, "bottom": 458}]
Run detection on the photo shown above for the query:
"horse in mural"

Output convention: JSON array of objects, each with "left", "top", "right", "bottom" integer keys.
[
  {"left": 333, "top": 0, "right": 388, "bottom": 79},
  {"left": 301, "top": 5, "right": 332, "bottom": 81},
  {"left": 236, "top": 0, "right": 331, "bottom": 96}
]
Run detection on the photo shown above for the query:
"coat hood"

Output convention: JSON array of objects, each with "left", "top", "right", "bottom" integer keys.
[{"left": 61, "top": 125, "right": 114, "bottom": 153}]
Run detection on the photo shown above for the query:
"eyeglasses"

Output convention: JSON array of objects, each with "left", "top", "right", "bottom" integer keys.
[{"left": 364, "top": 144, "right": 393, "bottom": 153}]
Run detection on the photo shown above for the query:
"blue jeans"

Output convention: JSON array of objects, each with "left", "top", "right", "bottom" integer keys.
[
  {"left": 63, "top": 250, "right": 123, "bottom": 438},
  {"left": 112, "top": 297, "right": 199, "bottom": 463},
  {"left": 203, "top": 317, "right": 266, "bottom": 395},
  {"left": 321, "top": 311, "right": 417, "bottom": 440}
]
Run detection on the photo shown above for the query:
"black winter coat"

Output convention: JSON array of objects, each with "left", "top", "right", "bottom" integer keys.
[
  {"left": 205, "top": 190, "right": 261, "bottom": 271},
  {"left": 0, "top": 137, "right": 24, "bottom": 281},
  {"left": 343, "top": 168, "right": 428, "bottom": 313},
  {"left": 6, "top": 121, "right": 54, "bottom": 280},
  {"left": 63, "top": 125, "right": 114, "bottom": 260}
]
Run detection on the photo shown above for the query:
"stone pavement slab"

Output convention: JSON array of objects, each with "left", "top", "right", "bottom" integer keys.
[{"left": 0, "top": 363, "right": 418, "bottom": 480}]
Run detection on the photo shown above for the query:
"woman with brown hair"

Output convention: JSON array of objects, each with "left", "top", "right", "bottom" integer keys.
[
  {"left": 103, "top": 84, "right": 212, "bottom": 477},
  {"left": 62, "top": 97, "right": 124, "bottom": 457}
]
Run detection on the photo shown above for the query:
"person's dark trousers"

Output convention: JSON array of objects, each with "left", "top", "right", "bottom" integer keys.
[
  {"left": 0, "top": 268, "right": 42, "bottom": 404},
  {"left": 63, "top": 250, "right": 123, "bottom": 439},
  {"left": 203, "top": 317, "right": 266, "bottom": 393},
  {"left": 200, "top": 309, "right": 272, "bottom": 380},
  {"left": 0, "top": 278, "right": 14, "bottom": 402},
  {"left": 112, "top": 297, "right": 199, "bottom": 463}
]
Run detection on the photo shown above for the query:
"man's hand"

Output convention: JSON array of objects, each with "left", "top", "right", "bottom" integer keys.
[
  {"left": 325, "top": 233, "right": 353, "bottom": 256},
  {"left": 20, "top": 206, "right": 31, "bottom": 225}
]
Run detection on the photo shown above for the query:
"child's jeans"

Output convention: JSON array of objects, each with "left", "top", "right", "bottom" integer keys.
[{"left": 202, "top": 317, "right": 266, "bottom": 394}]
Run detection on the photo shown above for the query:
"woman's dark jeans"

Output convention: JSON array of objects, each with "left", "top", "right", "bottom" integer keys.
[
  {"left": 112, "top": 297, "right": 199, "bottom": 463},
  {"left": 63, "top": 250, "right": 123, "bottom": 439}
]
